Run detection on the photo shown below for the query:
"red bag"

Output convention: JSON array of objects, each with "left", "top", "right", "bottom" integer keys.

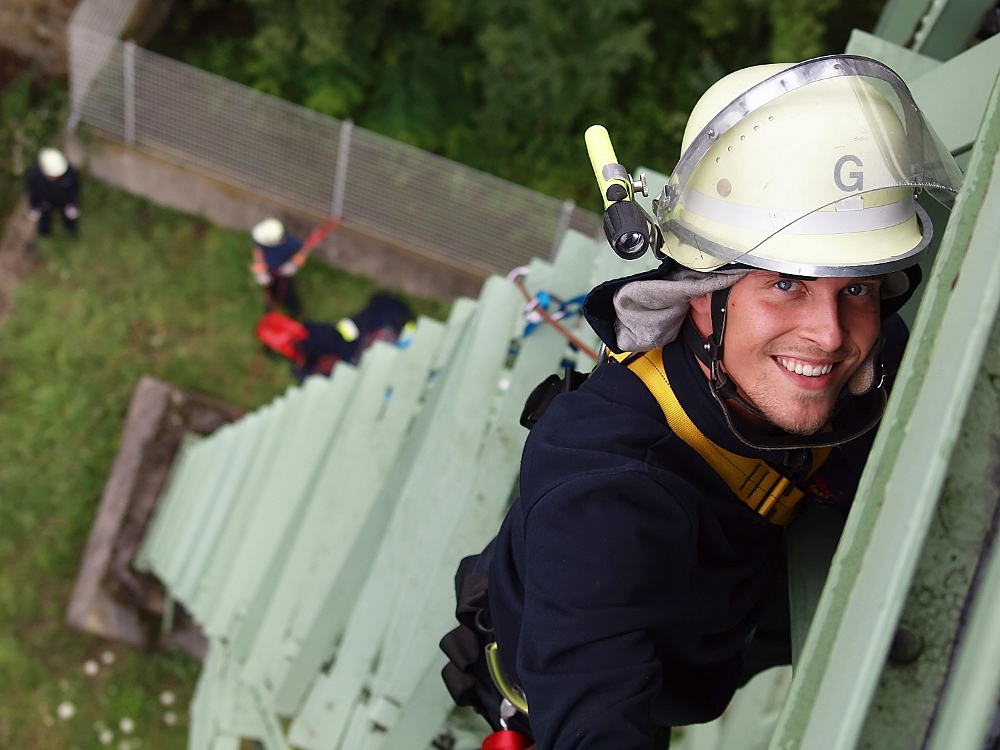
[
  {"left": 481, "top": 730, "right": 534, "bottom": 750},
  {"left": 256, "top": 312, "right": 308, "bottom": 365}
]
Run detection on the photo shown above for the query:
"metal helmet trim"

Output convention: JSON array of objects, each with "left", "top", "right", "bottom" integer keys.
[{"left": 666, "top": 199, "right": 934, "bottom": 277}]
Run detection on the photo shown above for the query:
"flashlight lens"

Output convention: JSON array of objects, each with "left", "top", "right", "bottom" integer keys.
[
  {"left": 603, "top": 201, "right": 650, "bottom": 260},
  {"left": 615, "top": 232, "right": 646, "bottom": 255}
]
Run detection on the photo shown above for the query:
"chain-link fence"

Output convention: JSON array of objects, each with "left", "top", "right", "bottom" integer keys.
[{"left": 67, "top": 0, "right": 602, "bottom": 276}]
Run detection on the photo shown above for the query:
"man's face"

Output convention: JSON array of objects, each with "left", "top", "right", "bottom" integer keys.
[{"left": 691, "top": 271, "right": 882, "bottom": 435}]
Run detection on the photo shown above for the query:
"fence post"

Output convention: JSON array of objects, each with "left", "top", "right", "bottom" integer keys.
[
  {"left": 331, "top": 119, "right": 354, "bottom": 220},
  {"left": 550, "top": 199, "right": 576, "bottom": 259},
  {"left": 66, "top": 24, "right": 81, "bottom": 134},
  {"left": 123, "top": 40, "right": 136, "bottom": 146}
]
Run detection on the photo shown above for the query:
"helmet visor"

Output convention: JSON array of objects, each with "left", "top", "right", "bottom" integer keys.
[{"left": 654, "top": 56, "right": 964, "bottom": 276}]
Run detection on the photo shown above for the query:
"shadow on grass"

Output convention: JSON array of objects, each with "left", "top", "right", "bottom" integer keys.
[{"left": 0, "top": 178, "right": 451, "bottom": 748}]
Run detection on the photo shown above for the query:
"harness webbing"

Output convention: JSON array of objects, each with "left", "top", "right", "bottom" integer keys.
[{"left": 613, "top": 348, "right": 830, "bottom": 526}]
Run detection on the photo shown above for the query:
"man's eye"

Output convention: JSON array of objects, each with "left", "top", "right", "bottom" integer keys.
[
  {"left": 845, "top": 283, "right": 870, "bottom": 296},
  {"left": 775, "top": 279, "right": 797, "bottom": 292}
]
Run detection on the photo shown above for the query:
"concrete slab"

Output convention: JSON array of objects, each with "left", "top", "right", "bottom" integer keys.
[{"left": 66, "top": 374, "right": 243, "bottom": 658}]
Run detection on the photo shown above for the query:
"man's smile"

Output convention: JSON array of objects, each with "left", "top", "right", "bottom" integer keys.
[
  {"left": 774, "top": 356, "right": 835, "bottom": 378},
  {"left": 770, "top": 354, "right": 843, "bottom": 392}
]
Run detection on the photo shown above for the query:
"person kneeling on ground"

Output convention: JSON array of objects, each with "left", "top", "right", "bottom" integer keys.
[
  {"left": 440, "top": 55, "right": 962, "bottom": 749},
  {"left": 257, "top": 292, "right": 414, "bottom": 380}
]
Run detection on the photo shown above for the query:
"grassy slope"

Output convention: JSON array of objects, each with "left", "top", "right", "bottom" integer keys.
[{"left": 0, "top": 178, "right": 450, "bottom": 748}]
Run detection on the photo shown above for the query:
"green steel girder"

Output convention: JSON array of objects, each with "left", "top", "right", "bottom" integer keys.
[
  {"left": 874, "top": 0, "right": 996, "bottom": 60},
  {"left": 913, "top": 0, "right": 999, "bottom": 61},
  {"left": 857, "top": 155, "right": 1000, "bottom": 749},
  {"left": 874, "top": 0, "right": 936, "bottom": 45},
  {"left": 845, "top": 29, "right": 942, "bottom": 81},
  {"left": 924, "top": 333, "right": 1000, "bottom": 750},
  {"left": 909, "top": 34, "right": 1000, "bottom": 157},
  {"left": 767, "top": 63, "right": 1000, "bottom": 750}
]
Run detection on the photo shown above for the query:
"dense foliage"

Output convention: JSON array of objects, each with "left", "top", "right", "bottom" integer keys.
[
  {"left": 150, "top": 0, "right": 885, "bottom": 208},
  {"left": 0, "top": 63, "right": 67, "bottom": 215}
]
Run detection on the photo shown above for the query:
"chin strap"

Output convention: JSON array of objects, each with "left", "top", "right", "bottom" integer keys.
[
  {"left": 682, "top": 288, "right": 770, "bottom": 423},
  {"left": 681, "top": 292, "right": 887, "bottom": 451}
]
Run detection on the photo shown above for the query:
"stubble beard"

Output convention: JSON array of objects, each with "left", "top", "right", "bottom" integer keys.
[{"left": 744, "top": 371, "right": 837, "bottom": 435}]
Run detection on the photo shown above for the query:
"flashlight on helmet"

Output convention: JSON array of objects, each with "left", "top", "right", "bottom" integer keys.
[{"left": 585, "top": 125, "right": 652, "bottom": 260}]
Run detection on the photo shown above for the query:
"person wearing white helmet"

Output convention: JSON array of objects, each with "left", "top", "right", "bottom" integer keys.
[
  {"left": 441, "top": 56, "right": 963, "bottom": 749},
  {"left": 250, "top": 217, "right": 306, "bottom": 318},
  {"left": 26, "top": 148, "right": 81, "bottom": 237}
]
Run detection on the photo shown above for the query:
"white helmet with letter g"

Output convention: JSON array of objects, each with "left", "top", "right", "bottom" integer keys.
[{"left": 653, "top": 56, "right": 963, "bottom": 277}]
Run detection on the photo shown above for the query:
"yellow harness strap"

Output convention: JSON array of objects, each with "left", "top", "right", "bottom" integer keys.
[{"left": 613, "top": 349, "right": 830, "bottom": 526}]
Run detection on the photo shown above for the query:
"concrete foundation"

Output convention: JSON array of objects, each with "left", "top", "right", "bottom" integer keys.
[{"left": 68, "top": 135, "right": 486, "bottom": 300}]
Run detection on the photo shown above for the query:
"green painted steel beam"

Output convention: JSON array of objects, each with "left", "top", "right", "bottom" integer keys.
[
  {"left": 241, "top": 320, "right": 445, "bottom": 709},
  {"left": 271, "top": 301, "right": 476, "bottom": 719},
  {"left": 134, "top": 430, "right": 206, "bottom": 574},
  {"left": 924, "top": 354, "right": 1000, "bottom": 750},
  {"left": 853, "top": 87, "right": 1000, "bottom": 750},
  {"left": 767, "top": 66, "right": 1000, "bottom": 750},
  {"left": 204, "top": 370, "right": 360, "bottom": 638},
  {"left": 786, "top": 505, "right": 845, "bottom": 669},
  {"left": 844, "top": 29, "right": 942, "bottom": 81},
  {"left": 230, "top": 344, "right": 404, "bottom": 664},
  {"left": 873, "top": 0, "right": 935, "bottom": 45},
  {"left": 909, "top": 34, "right": 1000, "bottom": 157},
  {"left": 912, "top": 0, "right": 997, "bottom": 61},
  {"left": 288, "top": 278, "right": 522, "bottom": 748},
  {"left": 349, "top": 233, "right": 599, "bottom": 750}
]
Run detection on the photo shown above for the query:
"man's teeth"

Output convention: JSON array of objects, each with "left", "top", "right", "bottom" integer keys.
[{"left": 777, "top": 357, "right": 833, "bottom": 377}]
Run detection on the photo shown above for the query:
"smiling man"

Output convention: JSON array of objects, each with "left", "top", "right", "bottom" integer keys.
[
  {"left": 689, "top": 272, "right": 883, "bottom": 436},
  {"left": 440, "top": 56, "right": 962, "bottom": 750}
]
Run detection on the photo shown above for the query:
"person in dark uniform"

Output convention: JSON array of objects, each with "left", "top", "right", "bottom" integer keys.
[
  {"left": 440, "top": 57, "right": 963, "bottom": 749},
  {"left": 27, "top": 148, "right": 81, "bottom": 237},
  {"left": 250, "top": 217, "right": 305, "bottom": 319}
]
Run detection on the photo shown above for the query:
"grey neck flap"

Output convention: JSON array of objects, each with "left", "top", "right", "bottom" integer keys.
[{"left": 612, "top": 267, "right": 751, "bottom": 352}]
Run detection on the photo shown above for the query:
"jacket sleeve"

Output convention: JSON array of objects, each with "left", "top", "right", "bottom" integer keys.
[
  {"left": 517, "top": 470, "right": 694, "bottom": 750},
  {"left": 26, "top": 168, "right": 45, "bottom": 210},
  {"left": 65, "top": 167, "right": 81, "bottom": 205}
]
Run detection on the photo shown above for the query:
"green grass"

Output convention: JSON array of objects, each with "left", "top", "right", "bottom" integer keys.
[{"left": 0, "top": 178, "right": 450, "bottom": 748}]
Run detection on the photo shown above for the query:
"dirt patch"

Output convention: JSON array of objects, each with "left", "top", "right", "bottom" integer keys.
[{"left": 0, "top": 197, "right": 39, "bottom": 328}]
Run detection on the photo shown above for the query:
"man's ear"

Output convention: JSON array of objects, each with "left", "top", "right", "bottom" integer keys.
[{"left": 688, "top": 292, "right": 714, "bottom": 339}]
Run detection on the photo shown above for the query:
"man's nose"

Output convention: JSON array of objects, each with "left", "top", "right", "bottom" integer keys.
[{"left": 801, "top": 292, "right": 845, "bottom": 352}]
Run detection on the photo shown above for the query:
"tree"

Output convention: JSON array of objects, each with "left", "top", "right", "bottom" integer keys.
[{"left": 151, "top": 0, "right": 885, "bottom": 208}]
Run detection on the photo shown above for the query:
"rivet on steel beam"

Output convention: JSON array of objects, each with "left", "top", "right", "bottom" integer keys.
[{"left": 888, "top": 626, "right": 923, "bottom": 665}]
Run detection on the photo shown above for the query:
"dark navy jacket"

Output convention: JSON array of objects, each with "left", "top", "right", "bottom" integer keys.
[
  {"left": 259, "top": 235, "right": 303, "bottom": 272},
  {"left": 26, "top": 164, "right": 80, "bottom": 211},
  {"left": 487, "top": 319, "right": 906, "bottom": 750}
]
